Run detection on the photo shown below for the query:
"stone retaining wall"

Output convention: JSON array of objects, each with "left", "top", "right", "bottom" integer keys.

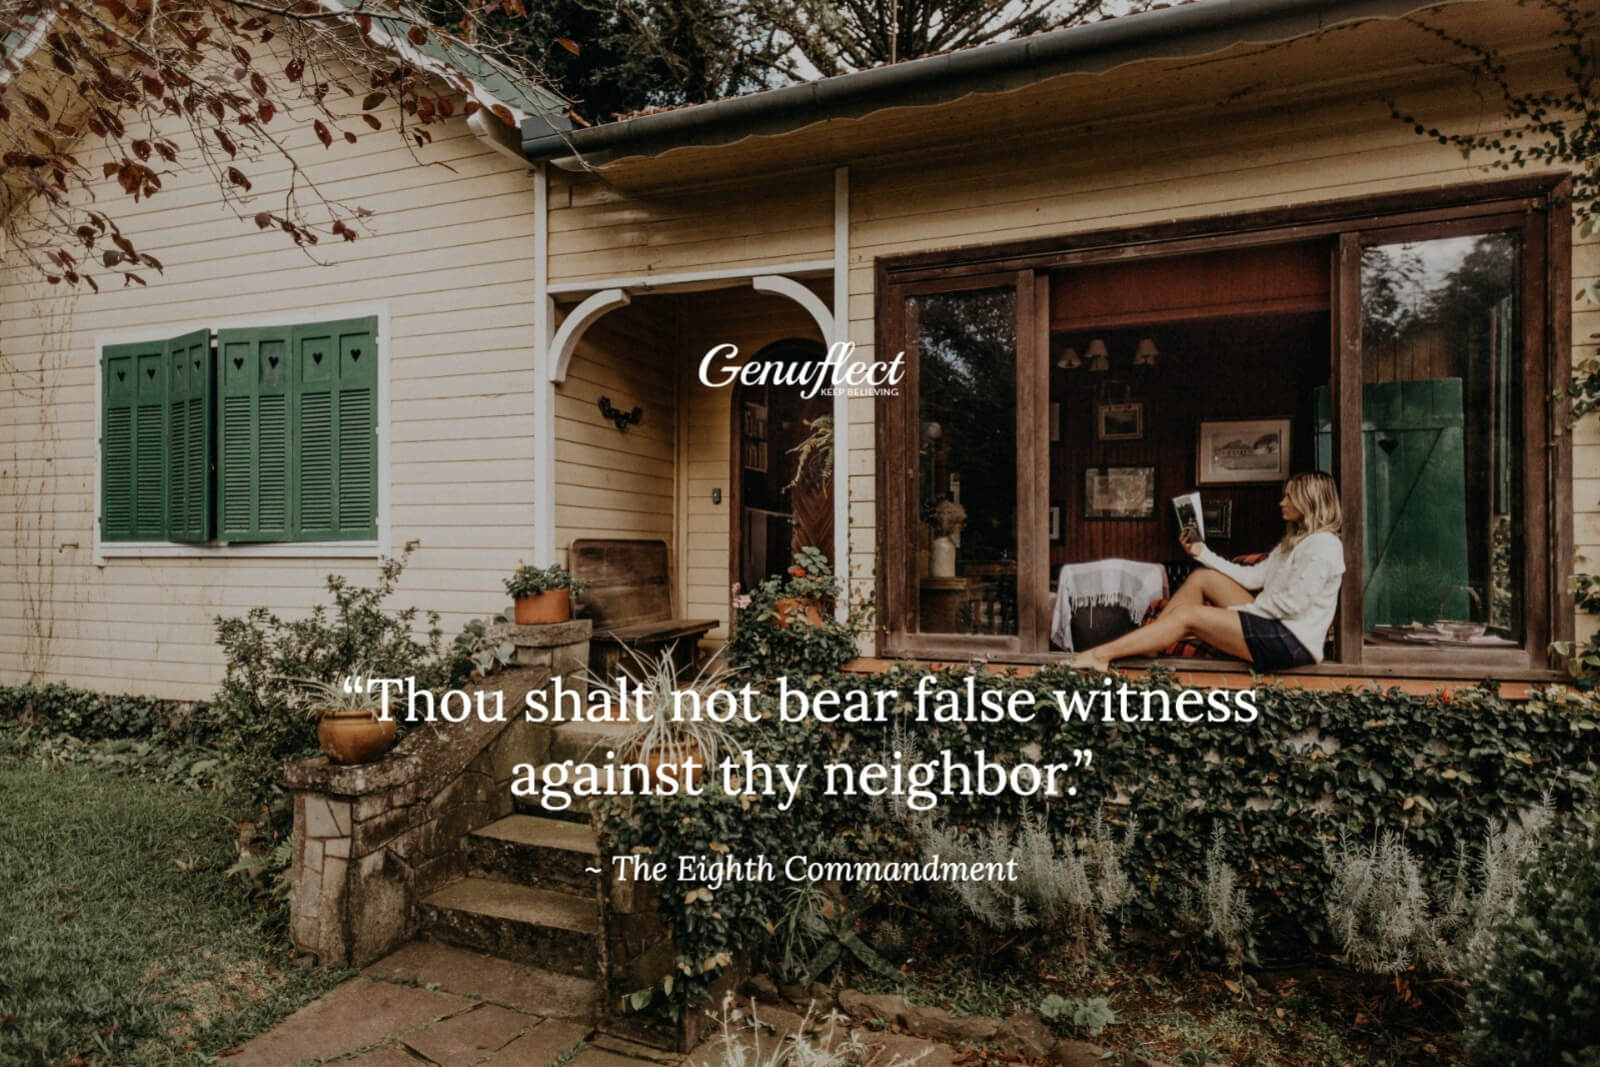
[{"left": 284, "top": 620, "right": 591, "bottom": 967}]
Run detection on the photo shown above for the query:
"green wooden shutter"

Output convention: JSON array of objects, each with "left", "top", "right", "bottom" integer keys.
[
  {"left": 165, "top": 329, "right": 213, "bottom": 542},
  {"left": 133, "top": 342, "right": 168, "bottom": 539},
  {"left": 217, "top": 327, "right": 293, "bottom": 541},
  {"left": 292, "top": 317, "right": 377, "bottom": 540},
  {"left": 101, "top": 342, "right": 151, "bottom": 541}
]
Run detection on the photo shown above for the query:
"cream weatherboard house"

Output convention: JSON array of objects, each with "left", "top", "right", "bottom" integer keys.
[{"left": 1, "top": 0, "right": 1593, "bottom": 698}]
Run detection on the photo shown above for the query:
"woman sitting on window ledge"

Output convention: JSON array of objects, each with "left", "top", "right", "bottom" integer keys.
[{"left": 1074, "top": 471, "right": 1344, "bottom": 673}]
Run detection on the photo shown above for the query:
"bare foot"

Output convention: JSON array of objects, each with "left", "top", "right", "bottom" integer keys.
[{"left": 1072, "top": 652, "right": 1113, "bottom": 673}]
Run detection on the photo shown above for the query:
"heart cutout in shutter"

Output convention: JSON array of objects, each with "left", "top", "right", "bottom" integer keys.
[
  {"left": 233, "top": 357, "right": 244, "bottom": 370},
  {"left": 116, "top": 370, "right": 126, "bottom": 382},
  {"left": 351, "top": 349, "right": 361, "bottom": 362},
  {"left": 313, "top": 351, "right": 323, "bottom": 365},
  {"left": 268, "top": 355, "right": 280, "bottom": 369},
  {"left": 194, "top": 359, "right": 202, "bottom": 371},
  {"left": 147, "top": 367, "right": 156, "bottom": 379}
]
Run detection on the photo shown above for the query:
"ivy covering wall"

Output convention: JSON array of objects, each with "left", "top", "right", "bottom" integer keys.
[{"left": 595, "top": 666, "right": 1600, "bottom": 1012}]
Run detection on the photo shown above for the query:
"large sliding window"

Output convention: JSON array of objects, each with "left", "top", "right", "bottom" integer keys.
[
  {"left": 1333, "top": 210, "right": 1550, "bottom": 671},
  {"left": 881, "top": 272, "right": 1045, "bottom": 657},
  {"left": 877, "top": 179, "right": 1568, "bottom": 675}
]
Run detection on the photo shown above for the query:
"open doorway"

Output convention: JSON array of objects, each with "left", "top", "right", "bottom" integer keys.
[{"left": 730, "top": 338, "right": 834, "bottom": 594}]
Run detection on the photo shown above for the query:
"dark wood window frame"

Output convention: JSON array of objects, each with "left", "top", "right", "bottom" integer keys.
[{"left": 874, "top": 175, "right": 1573, "bottom": 680}]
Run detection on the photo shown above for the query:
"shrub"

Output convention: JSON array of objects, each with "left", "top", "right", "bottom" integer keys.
[
  {"left": 725, "top": 547, "right": 862, "bottom": 679},
  {"left": 0, "top": 683, "right": 205, "bottom": 742},
  {"left": 1177, "top": 829, "right": 1256, "bottom": 973},
  {"left": 1326, "top": 804, "right": 1549, "bottom": 977},
  {"left": 1037, "top": 994, "right": 1118, "bottom": 1038},
  {"left": 1465, "top": 818, "right": 1600, "bottom": 1065},
  {"left": 922, "top": 811, "right": 1132, "bottom": 958},
  {"left": 210, "top": 542, "right": 449, "bottom": 806}
]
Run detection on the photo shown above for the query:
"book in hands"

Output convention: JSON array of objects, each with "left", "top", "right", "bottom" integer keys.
[{"left": 1172, "top": 491, "right": 1204, "bottom": 541}]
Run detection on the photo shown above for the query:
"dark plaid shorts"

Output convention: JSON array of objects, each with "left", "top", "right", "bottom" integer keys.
[{"left": 1239, "top": 611, "right": 1314, "bottom": 671}]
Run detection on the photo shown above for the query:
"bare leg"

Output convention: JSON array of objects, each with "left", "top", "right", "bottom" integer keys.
[
  {"left": 1156, "top": 568, "right": 1254, "bottom": 619},
  {"left": 1077, "top": 603, "right": 1251, "bottom": 672}
]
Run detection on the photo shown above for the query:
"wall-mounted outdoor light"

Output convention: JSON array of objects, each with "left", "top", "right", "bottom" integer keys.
[{"left": 598, "top": 396, "right": 643, "bottom": 431}]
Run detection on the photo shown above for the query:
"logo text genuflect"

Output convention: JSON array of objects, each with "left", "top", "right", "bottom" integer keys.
[{"left": 697, "top": 341, "right": 904, "bottom": 398}]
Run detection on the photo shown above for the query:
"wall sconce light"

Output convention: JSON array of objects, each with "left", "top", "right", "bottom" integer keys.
[
  {"left": 1132, "top": 337, "right": 1160, "bottom": 367},
  {"left": 1055, "top": 345, "right": 1081, "bottom": 369},
  {"left": 1085, "top": 338, "right": 1110, "bottom": 373},
  {"left": 598, "top": 396, "right": 643, "bottom": 431}
]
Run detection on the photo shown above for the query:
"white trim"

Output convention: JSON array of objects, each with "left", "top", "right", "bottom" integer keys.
[
  {"left": 752, "top": 275, "right": 834, "bottom": 339},
  {"left": 91, "top": 303, "right": 392, "bottom": 566},
  {"left": 534, "top": 164, "right": 557, "bottom": 566},
  {"left": 99, "top": 541, "right": 382, "bottom": 560},
  {"left": 549, "top": 288, "right": 631, "bottom": 384},
  {"left": 548, "top": 260, "right": 834, "bottom": 296},
  {"left": 832, "top": 166, "right": 851, "bottom": 622}
]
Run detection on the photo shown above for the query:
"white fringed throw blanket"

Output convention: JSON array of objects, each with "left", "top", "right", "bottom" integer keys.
[{"left": 1050, "top": 559, "right": 1169, "bottom": 652}]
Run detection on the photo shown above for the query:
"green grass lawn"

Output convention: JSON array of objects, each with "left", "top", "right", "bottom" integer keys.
[{"left": 0, "top": 759, "right": 347, "bottom": 1066}]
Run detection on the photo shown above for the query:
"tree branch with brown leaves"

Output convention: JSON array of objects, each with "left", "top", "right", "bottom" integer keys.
[{"left": 0, "top": 0, "right": 548, "bottom": 291}]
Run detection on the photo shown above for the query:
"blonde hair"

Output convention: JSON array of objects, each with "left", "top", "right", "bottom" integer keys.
[{"left": 1280, "top": 471, "right": 1341, "bottom": 549}]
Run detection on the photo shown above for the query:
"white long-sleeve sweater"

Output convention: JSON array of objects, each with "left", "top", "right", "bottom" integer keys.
[{"left": 1195, "top": 531, "right": 1345, "bottom": 663}]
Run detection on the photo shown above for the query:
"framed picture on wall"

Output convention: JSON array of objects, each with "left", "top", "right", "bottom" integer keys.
[
  {"left": 1084, "top": 466, "right": 1156, "bottom": 519},
  {"left": 1049, "top": 506, "right": 1061, "bottom": 541},
  {"left": 1096, "top": 401, "right": 1144, "bottom": 441},
  {"left": 1201, "top": 497, "right": 1233, "bottom": 538},
  {"left": 1197, "top": 417, "right": 1291, "bottom": 484}
]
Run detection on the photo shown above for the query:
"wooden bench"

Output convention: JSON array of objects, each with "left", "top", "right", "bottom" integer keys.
[{"left": 569, "top": 538, "right": 720, "bottom": 680}]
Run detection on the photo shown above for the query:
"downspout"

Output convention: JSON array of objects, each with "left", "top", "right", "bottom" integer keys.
[
  {"left": 832, "top": 167, "right": 851, "bottom": 622},
  {"left": 533, "top": 163, "right": 557, "bottom": 566}
]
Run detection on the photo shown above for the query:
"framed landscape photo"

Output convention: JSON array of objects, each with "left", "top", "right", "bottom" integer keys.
[
  {"left": 1097, "top": 401, "right": 1144, "bottom": 441},
  {"left": 1197, "top": 417, "right": 1291, "bottom": 485},
  {"left": 1084, "top": 466, "right": 1156, "bottom": 519}
]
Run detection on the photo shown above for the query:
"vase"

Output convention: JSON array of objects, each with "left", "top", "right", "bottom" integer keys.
[
  {"left": 774, "top": 596, "right": 825, "bottom": 628},
  {"left": 514, "top": 589, "right": 571, "bottom": 624},
  {"left": 930, "top": 536, "right": 957, "bottom": 578},
  {"left": 317, "top": 711, "right": 397, "bottom": 764}
]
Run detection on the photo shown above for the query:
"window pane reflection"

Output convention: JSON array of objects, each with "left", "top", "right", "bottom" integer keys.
[
  {"left": 1359, "top": 233, "right": 1521, "bottom": 648},
  {"left": 911, "top": 288, "right": 1018, "bottom": 635}
]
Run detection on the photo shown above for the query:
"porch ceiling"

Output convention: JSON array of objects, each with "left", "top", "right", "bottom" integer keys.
[{"left": 554, "top": 0, "right": 1572, "bottom": 195}]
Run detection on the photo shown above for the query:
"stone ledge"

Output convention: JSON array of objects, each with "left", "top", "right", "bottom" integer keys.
[{"left": 493, "top": 619, "right": 593, "bottom": 649}]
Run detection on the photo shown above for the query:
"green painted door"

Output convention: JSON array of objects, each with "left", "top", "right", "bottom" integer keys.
[{"left": 1315, "top": 380, "right": 1469, "bottom": 629}]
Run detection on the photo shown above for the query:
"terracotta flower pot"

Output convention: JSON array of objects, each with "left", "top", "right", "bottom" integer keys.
[
  {"left": 637, "top": 743, "right": 705, "bottom": 791},
  {"left": 774, "top": 596, "right": 824, "bottom": 628},
  {"left": 514, "top": 588, "right": 571, "bottom": 624},
  {"left": 317, "top": 710, "right": 396, "bottom": 764}
]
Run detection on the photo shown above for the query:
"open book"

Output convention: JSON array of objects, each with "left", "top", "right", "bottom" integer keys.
[{"left": 1172, "top": 491, "right": 1204, "bottom": 540}]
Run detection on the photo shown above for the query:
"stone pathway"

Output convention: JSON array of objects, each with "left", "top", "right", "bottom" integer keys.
[
  {"left": 226, "top": 941, "right": 1146, "bottom": 1067},
  {"left": 226, "top": 942, "right": 626, "bottom": 1067}
]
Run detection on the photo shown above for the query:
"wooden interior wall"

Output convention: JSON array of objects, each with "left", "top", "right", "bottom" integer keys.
[{"left": 1048, "top": 312, "right": 1331, "bottom": 574}]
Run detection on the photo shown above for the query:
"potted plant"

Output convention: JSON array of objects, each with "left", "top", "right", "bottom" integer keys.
[
  {"left": 774, "top": 545, "right": 836, "bottom": 628},
  {"left": 606, "top": 645, "right": 738, "bottom": 791},
  {"left": 504, "top": 562, "right": 587, "bottom": 624},
  {"left": 293, "top": 674, "right": 396, "bottom": 765}
]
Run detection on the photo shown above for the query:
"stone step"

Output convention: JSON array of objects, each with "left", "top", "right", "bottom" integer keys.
[
  {"left": 420, "top": 878, "right": 601, "bottom": 979},
  {"left": 468, "top": 815, "right": 603, "bottom": 893}
]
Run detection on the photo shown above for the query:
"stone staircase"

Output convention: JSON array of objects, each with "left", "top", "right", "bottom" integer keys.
[
  {"left": 414, "top": 715, "right": 686, "bottom": 1044},
  {"left": 287, "top": 625, "right": 726, "bottom": 1052}
]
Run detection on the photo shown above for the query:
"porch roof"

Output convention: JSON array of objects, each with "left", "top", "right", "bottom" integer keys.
[{"left": 521, "top": 0, "right": 1562, "bottom": 192}]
